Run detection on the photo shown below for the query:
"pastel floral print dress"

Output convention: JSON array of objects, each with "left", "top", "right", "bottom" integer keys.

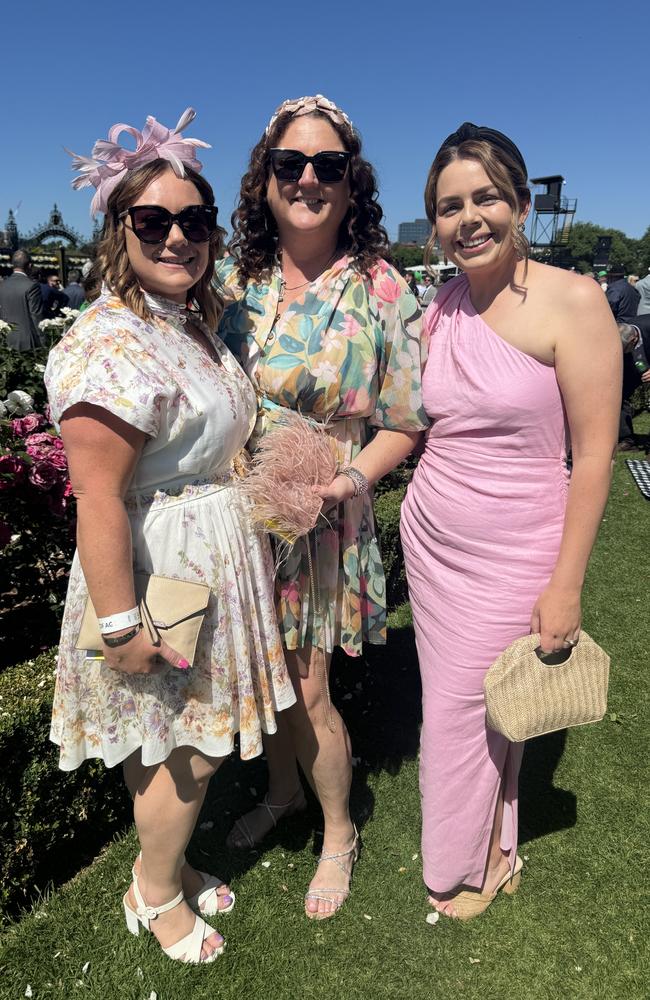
[
  {"left": 217, "top": 256, "right": 429, "bottom": 656},
  {"left": 45, "top": 290, "right": 296, "bottom": 771}
]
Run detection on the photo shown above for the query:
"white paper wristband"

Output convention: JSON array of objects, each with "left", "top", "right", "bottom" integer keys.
[{"left": 98, "top": 607, "right": 142, "bottom": 634}]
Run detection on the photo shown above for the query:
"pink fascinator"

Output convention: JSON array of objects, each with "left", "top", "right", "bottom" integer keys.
[{"left": 66, "top": 108, "right": 210, "bottom": 217}]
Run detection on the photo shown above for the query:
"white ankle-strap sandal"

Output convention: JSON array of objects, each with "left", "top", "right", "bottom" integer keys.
[
  {"left": 131, "top": 854, "right": 235, "bottom": 917},
  {"left": 123, "top": 873, "right": 225, "bottom": 964}
]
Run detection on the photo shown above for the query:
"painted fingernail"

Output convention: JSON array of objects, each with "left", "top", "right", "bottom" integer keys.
[
  {"left": 178, "top": 658, "right": 190, "bottom": 669},
  {"left": 222, "top": 895, "right": 233, "bottom": 906}
]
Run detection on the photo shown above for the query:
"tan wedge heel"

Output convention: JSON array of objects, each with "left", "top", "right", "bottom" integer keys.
[{"left": 433, "top": 854, "right": 524, "bottom": 921}]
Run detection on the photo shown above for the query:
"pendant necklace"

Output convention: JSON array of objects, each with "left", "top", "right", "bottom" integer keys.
[{"left": 277, "top": 250, "right": 338, "bottom": 303}]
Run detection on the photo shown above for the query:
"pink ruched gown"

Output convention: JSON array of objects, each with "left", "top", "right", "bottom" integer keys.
[{"left": 400, "top": 275, "right": 569, "bottom": 893}]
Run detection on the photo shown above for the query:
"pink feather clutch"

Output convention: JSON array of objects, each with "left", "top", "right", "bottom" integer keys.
[{"left": 238, "top": 409, "right": 338, "bottom": 545}]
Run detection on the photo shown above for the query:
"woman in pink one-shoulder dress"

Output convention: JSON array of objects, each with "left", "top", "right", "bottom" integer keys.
[{"left": 400, "top": 123, "right": 620, "bottom": 920}]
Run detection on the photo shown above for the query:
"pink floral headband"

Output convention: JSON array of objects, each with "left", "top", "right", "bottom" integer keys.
[
  {"left": 265, "top": 94, "right": 353, "bottom": 136},
  {"left": 67, "top": 108, "right": 210, "bottom": 217}
]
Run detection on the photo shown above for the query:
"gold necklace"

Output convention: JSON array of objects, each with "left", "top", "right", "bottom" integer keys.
[{"left": 278, "top": 250, "right": 338, "bottom": 303}]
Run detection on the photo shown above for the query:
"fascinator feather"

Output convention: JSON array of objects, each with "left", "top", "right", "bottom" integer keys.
[
  {"left": 66, "top": 107, "right": 210, "bottom": 216},
  {"left": 238, "top": 410, "right": 338, "bottom": 548}
]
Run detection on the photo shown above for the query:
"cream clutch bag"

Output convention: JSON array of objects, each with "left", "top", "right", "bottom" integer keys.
[
  {"left": 76, "top": 573, "right": 211, "bottom": 665},
  {"left": 483, "top": 631, "right": 610, "bottom": 742}
]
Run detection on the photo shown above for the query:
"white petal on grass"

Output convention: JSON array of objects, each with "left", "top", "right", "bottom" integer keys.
[
  {"left": 25, "top": 988, "right": 33, "bottom": 998},
  {"left": 469, "top": 957, "right": 481, "bottom": 964},
  {"left": 426, "top": 911, "right": 440, "bottom": 925},
  {"left": 136, "top": 967, "right": 143, "bottom": 978},
  {"left": 412, "top": 853, "right": 419, "bottom": 861},
  {"left": 363, "top": 914, "right": 372, "bottom": 920},
  {"left": 148, "top": 993, "right": 158, "bottom": 1000},
  {"left": 53, "top": 951, "right": 61, "bottom": 958},
  {"left": 82, "top": 961, "right": 90, "bottom": 974},
  {"left": 261, "top": 861, "right": 271, "bottom": 868}
]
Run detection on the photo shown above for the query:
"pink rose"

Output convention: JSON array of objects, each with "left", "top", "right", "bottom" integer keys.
[
  {"left": 25, "top": 431, "right": 58, "bottom": 448},
  {"left": 46, "top": 450, "right": 68, "bottom": 471},
  {"left": 12, "top": 413, "right": 46, "bottom": 437},
  {"left": 0, "top": 454, "right": 28, "bottom": 488},
  {"left": 0, "top": 520, "right": 11, "bottom": 549},
  {"left": 28, "top": 460, "right": 60, "bottom": 491}
]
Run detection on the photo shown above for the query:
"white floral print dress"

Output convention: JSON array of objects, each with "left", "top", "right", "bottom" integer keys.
[{"left": 45, "top": 290, "right": 295, "bottom": 771}]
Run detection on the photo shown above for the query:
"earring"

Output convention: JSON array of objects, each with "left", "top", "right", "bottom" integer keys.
[{"left": 518, "top": 222, "right": 525, "bottom": 232}]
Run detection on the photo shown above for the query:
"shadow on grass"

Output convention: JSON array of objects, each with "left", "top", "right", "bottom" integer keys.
[{"left": 194, "top": 620, "right": 576, "bottom": 885}]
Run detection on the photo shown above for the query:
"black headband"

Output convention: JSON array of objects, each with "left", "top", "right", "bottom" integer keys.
[{"left": 439, "top": 122, "right": 527, "bottom": 178}]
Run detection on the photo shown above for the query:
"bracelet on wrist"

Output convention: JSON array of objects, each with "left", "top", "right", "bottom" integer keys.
[
  {"left": 98, "top": 607, "right": 141, "bottom": 634},
  {"left": 102, "top": 624, "right": 142, "bottom": 648},
  {"left": 339, "top": 465, "right": 369, "bottom": 498}
]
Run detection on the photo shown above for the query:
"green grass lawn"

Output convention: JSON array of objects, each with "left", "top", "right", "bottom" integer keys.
[{"left": 1, "top": 443, "right": 648, "bottom": 1000}]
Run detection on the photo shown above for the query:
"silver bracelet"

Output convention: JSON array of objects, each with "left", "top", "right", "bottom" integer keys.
[
  {"left": 339, "top": 465, "right": 369, "bottom": 498},
  {"left": 98, "top": 607, "right": 142, "bottom": 635}
]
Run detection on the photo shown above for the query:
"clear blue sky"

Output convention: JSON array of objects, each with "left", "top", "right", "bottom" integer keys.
[{"left": 2, "top": 0, "right": 648, "bottom": 244}]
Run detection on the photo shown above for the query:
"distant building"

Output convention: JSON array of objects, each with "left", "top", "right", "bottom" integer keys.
[{"left": 397, "top": 218, "right": 432, "bottom": 245}]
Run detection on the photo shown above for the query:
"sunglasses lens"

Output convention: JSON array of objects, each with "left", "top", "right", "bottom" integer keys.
[
  {"left": 178, "top": 206, "right": 216, "bottom": 242},
  {"left": 272, "top": 151, "right": 306, "bottom": 181},
  {"left": 313, "top": 154, "right": 349, "bottom": 183},
  {"left": 131, "top": 208, "right": 169, "bottom": 243},
  {"left": 270, "top": 150, "right": 350, "bottom": 183}
]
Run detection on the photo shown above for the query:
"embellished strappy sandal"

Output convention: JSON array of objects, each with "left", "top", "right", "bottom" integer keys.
[
  {"left": 226, "top": 787, "right": 307, "bottom": 850},
  {"left": 434, "top": 855, "right": 524, "bottom": 921},
  {"left": 304, "top": 825, "right": 360, "bottom": 921},
  {"left": 123, "top": 872, "right": 225, "bottom": 964},
  {"left": 132, "top": 854, "right": 235, "bottom": 916}
]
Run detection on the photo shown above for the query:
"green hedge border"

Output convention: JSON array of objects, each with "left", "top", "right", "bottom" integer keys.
[{"left": 0, "top": 650, "right": 130, "bottom": 922}]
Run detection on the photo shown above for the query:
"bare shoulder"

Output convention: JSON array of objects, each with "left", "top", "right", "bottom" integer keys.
[{"left": 529, "top": 260, "right": 607, "bottom": 314}]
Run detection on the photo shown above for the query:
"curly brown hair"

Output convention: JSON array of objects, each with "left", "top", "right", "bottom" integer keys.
[
  {"left": 87, "top": 160, "right": 227, "bottom": 330},
  {"left": 228, "top": 109, "right": 390, "bottom": 285}
]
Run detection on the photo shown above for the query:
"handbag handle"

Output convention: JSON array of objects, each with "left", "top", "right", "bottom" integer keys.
[{"left": 534, "top": 646, "right": 574, "bottom": 666}]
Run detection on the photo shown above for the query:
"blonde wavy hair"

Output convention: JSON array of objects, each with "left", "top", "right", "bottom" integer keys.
[
  {"left": 87, "top": 160, "right": 226, "bottom": 330},
  {"left": 423, "top": 139, "right": 531, "bottom": 270}
]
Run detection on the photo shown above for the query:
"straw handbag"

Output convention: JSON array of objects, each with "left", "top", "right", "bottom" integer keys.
[
  {"left": 76, "top": 574, "right": 211, "bottom": 664},
  {"left": 483, "top": 630, "right": 610, "bottom": 742}
]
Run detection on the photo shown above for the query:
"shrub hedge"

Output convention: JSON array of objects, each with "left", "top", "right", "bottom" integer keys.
[
  {"left": 0, "top": 650, "right": 131, "bottom": 922},
  {"left": 0, "top": 477, "right": 409, "bottom": 922}
]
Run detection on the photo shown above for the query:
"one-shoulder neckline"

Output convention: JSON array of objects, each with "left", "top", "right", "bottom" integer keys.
[{"left": 462, "top": 281, "right": 555, "bottom": 370}]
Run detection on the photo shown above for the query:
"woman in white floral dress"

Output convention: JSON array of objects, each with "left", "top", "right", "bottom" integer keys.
[{"left": 45, "top": 110, "right": 295, "bottom": 965}]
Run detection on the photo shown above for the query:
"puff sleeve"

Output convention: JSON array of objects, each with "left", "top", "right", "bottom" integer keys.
[
  {"left": 367, "top": 262, "right": 430, "bottom": 432},
  {"left": 45, "top": 304, "right": 166, "bottom": 437}
]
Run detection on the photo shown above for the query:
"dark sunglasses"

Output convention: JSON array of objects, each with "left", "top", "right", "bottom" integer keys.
[
  {"left": 269, "top": 148, "right": 351, "bottom": 184},
  {"left": 119, "top": 204, "right": 218, "bottom": 244}
]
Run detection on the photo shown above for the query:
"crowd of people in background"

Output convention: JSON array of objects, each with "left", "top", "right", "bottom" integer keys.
[{"left": 0, "top": 251, "right": 92, "bottom": 348}]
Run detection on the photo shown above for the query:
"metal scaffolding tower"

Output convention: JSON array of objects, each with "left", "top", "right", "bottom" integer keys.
[{"left": 529, "top": 175, "right": 577, "bottom": 266}]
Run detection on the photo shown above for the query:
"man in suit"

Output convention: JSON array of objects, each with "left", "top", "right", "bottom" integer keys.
[
  {"left": 62, "top": 268, "right": 85, "bottom": 309},
  {"left": 606, "top": 268, "right": 640, "bottom": 320},
  {"left": 0, "top": 251, "right": 45, "bottom": 350},
  {"left": 40, "top": 270, "right": 69, "bottom": 318},
  {"left": 617, "top": 314, "right": 650, "bottom": 450}
]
